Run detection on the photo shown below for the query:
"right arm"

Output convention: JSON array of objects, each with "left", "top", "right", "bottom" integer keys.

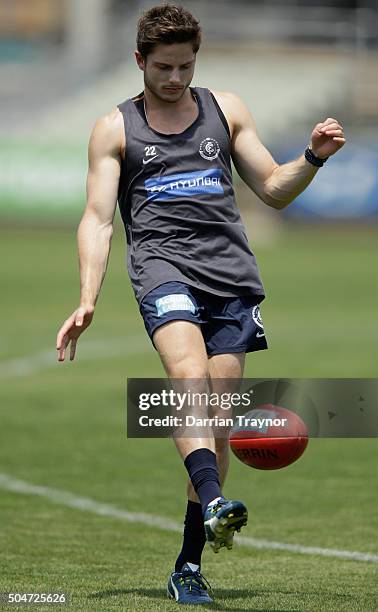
[{"left": 56, "top": 108, "right": 124, "bottom": 362}]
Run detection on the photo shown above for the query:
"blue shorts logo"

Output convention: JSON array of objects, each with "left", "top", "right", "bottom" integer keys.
[
  {"left": 145, "top": 169, "right": 223, "bottom": 202},
  {"left": 155, "top": 294, "right": 196, "bottom": 317}
]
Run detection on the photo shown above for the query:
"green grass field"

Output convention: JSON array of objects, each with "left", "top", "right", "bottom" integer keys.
[{"left": 1, "top": 223, "right": 378, "bottom": 611}]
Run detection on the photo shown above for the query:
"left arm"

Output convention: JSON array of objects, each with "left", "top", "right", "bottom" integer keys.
[{"left": 213, "top": 91, "right": 345, "bottom": 210}]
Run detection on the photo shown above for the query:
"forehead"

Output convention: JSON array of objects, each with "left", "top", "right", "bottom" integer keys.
[{"left": 148, "top": 42, "right": 196, "bottom": 64}]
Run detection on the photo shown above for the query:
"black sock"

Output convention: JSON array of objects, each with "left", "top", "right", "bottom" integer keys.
[
  {"left": 175, "top": 500, "right": 206, "bottom": 571},
  {"left": 184, "top": 448, "right": 222, "bottom": 514}
]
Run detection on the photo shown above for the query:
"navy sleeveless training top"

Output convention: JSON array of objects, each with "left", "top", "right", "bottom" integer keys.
[{"left": 117, "top": 87, "right": 265, "bottom": 305}]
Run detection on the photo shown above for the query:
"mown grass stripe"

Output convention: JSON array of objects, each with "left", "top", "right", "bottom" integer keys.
[
  {"left": 1, "top": 473, "right": 377, "bottom": 563},
  {"left": 0, "top": 336, "right": 149, "bottom": 379}
]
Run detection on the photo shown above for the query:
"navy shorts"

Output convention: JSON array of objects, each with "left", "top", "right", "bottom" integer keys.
[{"left": 139, "top": 281, "right": 268, "bottom": 356}]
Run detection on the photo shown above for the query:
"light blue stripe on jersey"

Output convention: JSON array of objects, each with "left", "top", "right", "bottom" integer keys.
[{"left": 145, "top": 169, "right": 223, "bottom": 202}]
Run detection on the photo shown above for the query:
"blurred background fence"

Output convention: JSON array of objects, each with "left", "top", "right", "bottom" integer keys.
[{"left": 0, "top": 0, "right": 377, "bottom": 223}]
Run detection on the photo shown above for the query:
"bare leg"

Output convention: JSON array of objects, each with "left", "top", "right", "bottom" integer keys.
[
  {"left": 186, "top": 352, "right": 246, "bottom": 502},
  {"left": 154, "top": 319, "right": 246, "bottom": 509},
  {"left": 153, "top": 320, "right": 215, "bottom": 460},
  {"left": 156, "top": 323, "right": 247, "bottom": 567}
]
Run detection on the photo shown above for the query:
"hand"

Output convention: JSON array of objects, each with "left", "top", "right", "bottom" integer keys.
[
  {"left": 56, "top": 304, "right": 95, "bottom": 362},
  {"left": 310, "top": 117, "right": 346, "bottom": 159}
]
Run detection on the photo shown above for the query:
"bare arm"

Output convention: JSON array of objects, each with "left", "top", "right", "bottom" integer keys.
[
  {"left": 78, "top": 110, "right": 122, "bottom": 307},
  {"left": 56, "top": 108, "right": 124, "bottom": 361},
  {"left": 213, "top": 91, "right": 345, "bottom": 210}
]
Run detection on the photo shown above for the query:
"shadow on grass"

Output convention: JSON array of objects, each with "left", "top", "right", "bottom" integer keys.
[{"left": 88, "top": 587, "right": 297, "bottom": 611}]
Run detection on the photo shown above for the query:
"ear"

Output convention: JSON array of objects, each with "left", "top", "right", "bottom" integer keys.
[{"left": 135, "top": 51, "right": 146, "bottom": 71}]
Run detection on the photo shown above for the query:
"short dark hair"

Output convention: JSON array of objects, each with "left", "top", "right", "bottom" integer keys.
[{"left": 137, "top": 3, "right": 202, "bottom": 58}]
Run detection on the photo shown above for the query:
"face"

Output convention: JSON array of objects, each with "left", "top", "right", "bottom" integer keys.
[{"left": 135, "top": 42, "right": 196, "bottom": 103}]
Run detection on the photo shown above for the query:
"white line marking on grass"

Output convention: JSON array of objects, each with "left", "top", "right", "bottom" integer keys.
[
  {"left": 0, "top": 335, "right": 149, "bottom": 380},
  {"left": 1, "top": 473, "right": 377, "bottom": 564},
  {"left": 0, "top": 473, "right": 181, "bottom": 533},
  {"left": 235, "top": 536, "right": 378, "bottom": 562}
]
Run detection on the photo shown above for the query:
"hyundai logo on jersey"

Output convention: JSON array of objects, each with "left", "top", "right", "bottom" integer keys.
[{"left": 145, "top": 169, "right": 223, "bottom": 202}]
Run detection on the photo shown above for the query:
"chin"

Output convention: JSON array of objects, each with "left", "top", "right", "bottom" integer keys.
[
  {"left": 161, "top": 92, "right": 184, "bottom": 102},
  {"left": 163, "top": 88, "right": 188, "bottom": 102}
]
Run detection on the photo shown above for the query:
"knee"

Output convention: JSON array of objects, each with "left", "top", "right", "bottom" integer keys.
[{"left": 168, "top": 358, "right": 209, "bottom": 381}]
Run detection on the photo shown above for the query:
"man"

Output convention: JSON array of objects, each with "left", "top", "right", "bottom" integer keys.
[{"left": 56, "top": 3, "right": 345, "bottom": 606}]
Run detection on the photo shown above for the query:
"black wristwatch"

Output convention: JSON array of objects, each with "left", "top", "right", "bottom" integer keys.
[{"left": 304, "top": 146, "right": 329, "bottom": 167}]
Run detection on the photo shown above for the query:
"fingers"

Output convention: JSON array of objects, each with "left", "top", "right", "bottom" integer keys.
[
  {"left": 315, "top": 119, "right": 342, "bottom": 131},
  {"left": 323, "top": 130, "right": 344, "bottom": 139},
  {"left": 57, "top": 334, "right": 77, "bottom": 362},
  {"left": 70, "top": 338, "right": 77, "bottom": 361},
  {"left": 323, "top": 127, "right": 345, "bottom": 144},
  {"left": 321, "top": 117, "right": 341, "bottom": 128},
  {"left": 56, "top": 305, "right": 94, "bottom": 363},
  {"left": 57, "top": 334, "right": 69, "bottom": 362},
  {"left": 56, "top": 314, "right": 75, "bottom": 350},
  {"left": 321, "top": 126, "right": 343, "bottom": 135},
  {"left": 318, "top": 119, "right": 343, "bottom": 134},
  {"left": 56, "top": 313, "right": 77, "bottom": 362},
  {"left": 314, "top": 118, "right": 345, "bottom": 149}
]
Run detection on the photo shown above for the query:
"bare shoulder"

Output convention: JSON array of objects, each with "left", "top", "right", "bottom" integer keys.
[
  {"left": 89, "top": 107, "right": 125, "bottom": 158},
  {"left": 210, "top": 90, "right": 256, "bottom": 135}
]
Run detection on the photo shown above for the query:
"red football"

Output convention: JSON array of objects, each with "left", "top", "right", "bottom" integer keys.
[{"left": 229, "top": 404, "right": 308, "bottom": 470}]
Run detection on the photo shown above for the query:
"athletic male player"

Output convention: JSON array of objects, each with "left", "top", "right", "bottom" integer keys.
[{"left": 56, "top": 4, "right": 345, "bottom": 605}]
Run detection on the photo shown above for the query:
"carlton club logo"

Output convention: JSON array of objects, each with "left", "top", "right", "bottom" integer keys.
[
  {"left": 252, "top": 305, "right": 263, "bottom": 328},
  {"left": 252, "top": 305, "right": 265, "bottom": 338},
  {"left": 199, "top": 137, "right": 220, "bottom": 161}
]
